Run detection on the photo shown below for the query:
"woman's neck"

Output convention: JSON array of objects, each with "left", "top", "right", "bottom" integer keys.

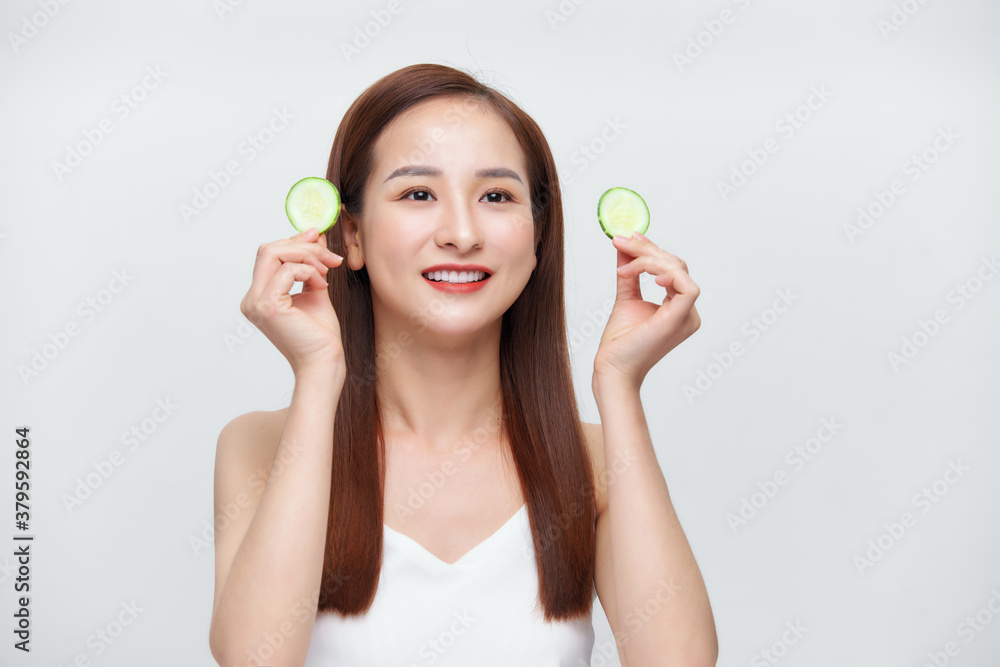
[{"left": 374, "top": 323, "right": 505, "bottom": 456}]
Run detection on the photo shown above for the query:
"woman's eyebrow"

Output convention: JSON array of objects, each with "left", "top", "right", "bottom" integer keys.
[
  {"left": 383, "top": 165, "right": 524, "bottom": 184},
  {"left": 384, "top": 165, "right": 441, "bottom": 182},
  {"left": 475, "top": 167, "right": 523, "bottom": 184}
]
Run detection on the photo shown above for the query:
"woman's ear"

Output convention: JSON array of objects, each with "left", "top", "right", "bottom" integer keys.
[{"left": 340, "top": 207, "right": 365, "bottom": 271}]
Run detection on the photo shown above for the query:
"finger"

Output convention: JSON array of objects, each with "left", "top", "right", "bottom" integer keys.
[
  {"left": 244, "top": 261, "right": 326, "bottom": 325},
  {"left": 615, "top": 248, "right": 642, "bottom": 301},
  {"left": 281, "top": 227, "right": 339, "bottom": 256},
  {"left": 248, "top": 252, "right": 326, "bottom": 306},
  {"left": 653, "top": 297, "right": 701, "bottom": 338},
  {"left": 611, "top": 234, "right": 641, "bottom": 258},
  {"left": 280, "top": 229, "right": 343, "bottom": 260},
  {"left": 617, "top": 256, "right": 676, "bottom": 298},
  {"left": 619, "top": 252, "right": 691, "bottom": 288},
  {"left": 612, "top": 231, "right": 661, "bottom": 252},
  {"left": 614, "top": 233, "right": 690, "bottom": 273},
  {"left": 272, "top": 227, "right": 321, "bottom": 250},
  {"left": 653, "top": 264, "right": 697, "bottom": 295},
  {"left": 651, "top": 270, "right": 700, "bottom": 325},
  {"left": 616, "top": 255, "right": 652, "bottom": 280},
  {"left": 613, "top": 234, "right": 666, "bottom": 280},
  {"left": 250, "top": 243, "right": 341, "bottom": 299},
  {"left": 291, "top": 226, "right": 319, "bottom": 242},
  {"left": 269, "top": 227, "right": 317, "bottom": 248},
  {"left": 263, "top": 262, "right": 328, "bottom": 307},
  {"left": 299, "top": 233, "right": 344, "bottom": 263},
  {"left": 299, "top": 227, "right": 338, "bottom": 253}
]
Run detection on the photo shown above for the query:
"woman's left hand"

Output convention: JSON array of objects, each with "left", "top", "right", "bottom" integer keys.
[{"left": 593, "top": 232, "right": 701, "bottom": 389}]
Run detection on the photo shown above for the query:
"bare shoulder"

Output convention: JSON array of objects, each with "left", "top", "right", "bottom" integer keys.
[
  {"left": 214, "top": 407, "right": 289, "bottom": 493},
  {"left": 210, "top": 406, "right": 290, "bottom": 620},
  {"left": 580, "top": 421, "right": 609, "bottom": 519},
  {"left": 217, "top": 407, "right": 286, "bottom": 452}
]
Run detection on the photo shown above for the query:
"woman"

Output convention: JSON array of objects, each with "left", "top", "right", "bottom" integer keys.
[{"left": 209, "top": 63, "right": 717, "bottom": 666}]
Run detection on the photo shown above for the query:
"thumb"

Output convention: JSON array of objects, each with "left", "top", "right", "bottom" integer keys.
[{"left": 615, "top": 247, "right": 642, "bottom": 301}]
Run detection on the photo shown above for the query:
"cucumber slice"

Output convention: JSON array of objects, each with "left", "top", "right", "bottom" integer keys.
[
  {"left": 285, "top": 177, "right": 341, "bottom": 233},
  {"left": 597, "top": 187, "right": 649, "bottom": 240}
]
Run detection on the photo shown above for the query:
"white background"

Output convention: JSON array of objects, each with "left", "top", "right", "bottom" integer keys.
[{"left": 2, "top": 0, "right": 999, "bottom": 665}]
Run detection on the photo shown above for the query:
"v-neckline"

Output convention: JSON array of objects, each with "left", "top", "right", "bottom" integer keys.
[{"left": 383, "top": 503, "right": 527, "bottom": 568}]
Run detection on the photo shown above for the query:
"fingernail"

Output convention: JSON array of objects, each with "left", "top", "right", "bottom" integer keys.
[
  {"left": 613, "top": 234, "right": 627, "bottom": 243},
  {"left": 633, "top": 231, "right": 646, "bottom": 240}
]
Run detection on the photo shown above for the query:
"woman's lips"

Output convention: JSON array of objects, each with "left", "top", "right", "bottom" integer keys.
[{"left": 422, "top": 275, "right": 491, "bottom": 293}]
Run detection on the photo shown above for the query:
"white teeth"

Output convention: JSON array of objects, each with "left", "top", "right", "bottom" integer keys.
[{"left": 423, "top": 270, "right": 487, "bottom": 283}]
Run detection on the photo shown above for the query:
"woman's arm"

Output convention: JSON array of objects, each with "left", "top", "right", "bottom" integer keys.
[
  {"left": 589, "top": 233, "right": 714, "bottom": 665},
  {"left": 593, "top": 373, "right": 718, "bottom": 666},
  {"left": 209, "top": 364, "right": 343, "bottom": 667}
]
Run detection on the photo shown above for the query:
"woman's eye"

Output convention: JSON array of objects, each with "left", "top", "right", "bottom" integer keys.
[
  {"left": 482, "top": 191, "right": 510, "bottom": 204},
  {"left": 404, "top": 189, "right": 432, "bottom": 201}
]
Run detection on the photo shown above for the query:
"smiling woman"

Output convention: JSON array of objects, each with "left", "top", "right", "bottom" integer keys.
[
  {"left": 209, "top": 62, "right": 715, "bottom": 667},
  {"left": 310, "top": 65, "right": 596, "bottom": 662}
]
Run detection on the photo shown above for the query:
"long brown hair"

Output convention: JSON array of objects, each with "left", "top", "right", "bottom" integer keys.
[{"left": 318, "top": 63, "right": 595, "bottom": 622}]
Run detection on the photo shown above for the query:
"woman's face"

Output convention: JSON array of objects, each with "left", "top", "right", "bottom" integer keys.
[{"left": 347, "top": 95, "right": 536, "bottom": 337}]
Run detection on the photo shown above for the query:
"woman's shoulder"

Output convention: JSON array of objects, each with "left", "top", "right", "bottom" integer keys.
[
  {"left": 218, "top": 407, "right": 288, "bottom": 443},
  {"left": 215, "top": 408, "right": 289, "bottom": 477},
  {"left": 579, "top": 421, "right": 609, "bottom": 519},
  {"left": 217, "top": 413, "right": 605, "bottom": 514}
]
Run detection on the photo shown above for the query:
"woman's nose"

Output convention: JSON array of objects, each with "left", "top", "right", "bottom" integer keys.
[{"left": 435, "top": 198, "right": 483, "bottom": 251}]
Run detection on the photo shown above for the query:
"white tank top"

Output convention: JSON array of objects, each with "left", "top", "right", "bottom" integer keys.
[{"left": 304, "top": 503, "right": 596, "bottom": 666}]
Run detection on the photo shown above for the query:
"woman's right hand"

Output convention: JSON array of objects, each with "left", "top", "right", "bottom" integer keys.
[{"left": 240, "top": 227, "right": 346, "bottom": 377}]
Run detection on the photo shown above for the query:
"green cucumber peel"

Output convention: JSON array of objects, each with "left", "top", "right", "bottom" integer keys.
[
  {"left": 285, "top": 177, "right": 341, "bottom": 233},
  {"left": 597, "top": 187, "right": 650, "bottom": 240}
]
